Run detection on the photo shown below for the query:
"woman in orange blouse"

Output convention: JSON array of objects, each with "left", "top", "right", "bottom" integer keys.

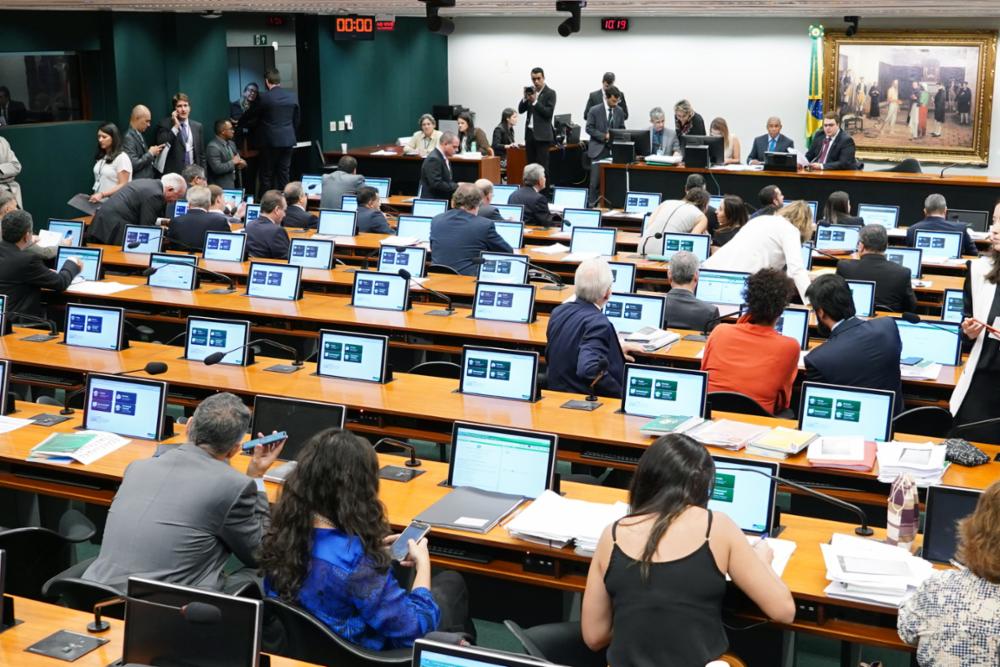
[{"left": 700, "top": 268, "right": 800, "bottom": 415}]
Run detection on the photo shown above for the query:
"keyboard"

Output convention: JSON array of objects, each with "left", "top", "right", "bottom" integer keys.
[
  {"left": 581, "top": 450, "right": 641, "bottom": 465},
  {"left": 428, "top": 543, "right": 493, "bottom": 564}
]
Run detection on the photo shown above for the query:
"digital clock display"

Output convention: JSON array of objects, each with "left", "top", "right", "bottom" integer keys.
[
  {"left": 334, "top": 15, "right": 376, "bottom": 41},
  {"left": 601, "top": 17, "right": 630, "bottom": 31}
]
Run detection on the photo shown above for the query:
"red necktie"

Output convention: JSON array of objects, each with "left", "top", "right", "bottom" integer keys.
[{"left": 816, "top": 137, "right": 832, "bottom": 163}]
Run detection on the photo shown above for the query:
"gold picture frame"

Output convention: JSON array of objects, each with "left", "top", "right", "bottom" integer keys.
[{"left": 823, "top": 30, "right": 997, "bottom": 165}]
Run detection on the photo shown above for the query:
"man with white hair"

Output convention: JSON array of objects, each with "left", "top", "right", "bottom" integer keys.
[
  {"left": 508, "top": 163, "right": 554, "bottom": 227},
  {"left": 545, "top": 258, "right": 643, "bottom": 398},
  {"left": 746, "top": 116, "right": 795, "bottom": 164},
  {"left": 166, "top": 184, "right": 230, "bottom": 251},
  {"left": 87, "top": 173, "right": 187, "bottom": 245},
  {"left": 905, "top": 193, "right": 978, "bottom": 257}
]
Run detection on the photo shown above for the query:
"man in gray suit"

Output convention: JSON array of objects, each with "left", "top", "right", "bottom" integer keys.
[
  {"left": 664, "top": 251, "right": 720, "bottom": 331},
  {"left": 83, "top": 393, "right": 286, "bottom": 592},
  {"left": 122, "top": 105, "right": 164, "bottom": 180},
  {"left": 205, "top": 119, "right": 246, "bottom": 189},
  {"left": 320, "top": 155, "right": 364, "bottom": 210},
  {"left": 586, "top": 86, "right": 625, "bottom": 206},
  {"left": 636, "top": 106, "right": 681, "bottom": 158}
]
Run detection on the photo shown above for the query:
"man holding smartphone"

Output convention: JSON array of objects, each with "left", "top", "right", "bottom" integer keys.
[
  {"left": 517, "top": 67, "right": 557, "bottom": 187},
  {"left": 123, "top": 104, "right": 165, "bottom": 180}
]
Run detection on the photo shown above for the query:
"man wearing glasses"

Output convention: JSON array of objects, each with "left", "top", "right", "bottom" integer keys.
[{"left": 805, "top": 113, "right": 859, "bottom": 171}]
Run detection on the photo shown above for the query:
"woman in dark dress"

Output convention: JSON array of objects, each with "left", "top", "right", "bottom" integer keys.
[
  {"left": 712, "top": 195, "right": 748, "bottom": 247},
  {"left": 673, "top": 99, "right": 706, "bottom": 137},
  {"left": 491, "top": 107, "right": 518, "bottom": 160},
  {"left": 932, "top": 85, "right": 947, "bottom": 137},
  {"left": 868, "top": 84, "right": 881, "bottom": 119}
]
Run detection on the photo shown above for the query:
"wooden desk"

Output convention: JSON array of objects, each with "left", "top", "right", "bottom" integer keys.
[
  {"left": 323, "top": 145, "right": 500, "bottom": 194},
  {"left": 504, "top": 143, "right": 586, "bottom": 188}
]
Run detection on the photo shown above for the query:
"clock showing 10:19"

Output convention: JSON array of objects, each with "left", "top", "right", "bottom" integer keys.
[{"left": 601, "top": 17, "right": 630, "bottom": 31}]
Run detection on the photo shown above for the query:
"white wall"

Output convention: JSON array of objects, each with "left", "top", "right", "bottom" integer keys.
[{"left": 448, "top": 16, "right": 1000, "bottom": 177}]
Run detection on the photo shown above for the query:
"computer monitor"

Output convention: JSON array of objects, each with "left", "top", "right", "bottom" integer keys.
[
  {"left": 0, "top": 360, "right": 11, "bottom": 415},
  {"left": 246, "top": 262, "right": 302, "bottom": 301},
  {"left": 660, "top": 232, "right": 711, "bottom": 262},
  {"left": 774, "top": 306, "right": 810, "bottom": 350},
  {"left": 805, "top": 200, "right": 818, "bottom": 221},
  {"left": 478, "top": 252, "right": 528, "bottom": 285},
  {"left": 351, "top": 270, "right": 410, "bottom": 311},
  {"left": 316, "top": 329, "right": 390, "bottom": 383},
  {"left": 64, "top": 304, "right": 125, "bottom": 351},
  {"left": 397, "top": 215, "right": 433, "bottom": 242},
  {"left": 857, "top": 203, "right": 900, "bottom": 229},
  {"left": 680, "top": 134, "right": 724, "bottom": 166},
  {"left": 922, "top": 485, "right": 983, "bottom": 564},
  {"left": 221, "top": 189, "right": 244, "bottom": 210},
  {"left": 708, "top": 195, "right": 724, "bottom": 211},
  {"left": 800, "top": 242, "right": 814, "bottom": 271},
  {"left": 0, "top": 294, "right": 7, "bottom": 336},
  {"left": 173, "top": 200, "right": 189, "bottom": 217},
  {"left": 58, "top": 246, "right": 102, "bottom": 282},
  {"left": 83, "top": 373, "right": 168, "bottom": 440},
  {"left": 621, "top": 364, "right": 708, "bottom": 419},
  {"left": 459, "top": 346, "right": 539, "bottom": 402},
  {"left": 608, "top": 261, "right": 637, "bottom": 293},
  {"left": 492, "top": 184, "right": 517, "bottom": 205},
  {"left": 123, "top": 225, "right": 163, "bottom": 254},
  {"left": 203, "top": 231, "right": 247, "bottom": 263},
  {"left": 625, "top": 191, "right": 662, "bottom": 215},
  {"left": 946, "top": 208, "right": 990, "bottom": 233},
  {"left": 301, "top": 173, "right": 323, "bottom": 198},
  {"left": 412, "top": 198, "right": 447, "bottom": 218},
  {"left": 709, "top": 455, "right": 780, "bottom": 535},
  {"left": 815, "top": 223, "right": 860, "bottom": 252},
  {"left": 122, "top": 578, "right": 262, "bottom": 667},
  {"left": 472, "top": 282, "right": 536, "bottom": 324},
  {"left": 845, "top": 279, "right": 876, "bottom": 317},
  {"left": 413, "top": 639, "right": 557, "bottom": 667},
  {"left": 340, "top": 195, "right": 359, "bottom": 212},
  {"left": 941, "top": 288, "right": 964, "bottom": 323},
  {"left": 448, "top": 422, "right": 556, "bottom": 499},
  {"left": 250, "top": 395, "right": 346, "bottom": 462},
  {"left": 378, "top": 245, "right": 427, "bottom": 278},
  {"left": 147, "top": 252, "right": 197, "bottom": 290},
  {"left": 798, "top": 381, "right": 894, "bottom": 441},
  {"left": 495, "top": 204, "right": 524, "bottom": 222},
  {"left": 48, "top": 219, "right": 84, "bottom": 246},
  {"left": 244, "top": 204, "right": 261, "bottom": 223},
  {"left": 603, "top": 292, "right": 666, "bottom": 334},
  {"left": 570, "top": 226, "right": 616, "bottom": 256},
  {"left": 914, "top": 230, "right": 964, "bottom": 259},
  {"left": 561, "top": 208, "right": 602, "bottom": 232},
  {"left": 494, "top": 221, "right": 524, "bottom": 249},
  {"left": 695, "top": 269, "right": 749, "bottom": 306},
  {"left": 288, "top": 238, "right": 335, "bottom": 270},
  {"left": 893, "top": 316, "right": 962, "bottom": 366},
  {"left": 552, "top": 187, "right": 587, "bottom": 209},
  {"left": 885, "top": 246, "right": 923, "bottom": 279},
  {"left": 185, "top": 316, "right": 251, "bottom": 366},
  {"left": 317, "top": 209, "right": 357, "bottom": 237},
  {"left": 366, "top": 177, "right": 391, "bottom": 199}
]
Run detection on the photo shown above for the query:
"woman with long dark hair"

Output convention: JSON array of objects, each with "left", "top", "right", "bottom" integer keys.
[
  {"left": 581, "top": 435, "right": 794, "bottom": 666},
  {"left": 90, "top": 122, "right": 131, "bottom": 203},
  {"left": 819, "top": 190, "right": 863, "bottom": 227},
  {"left": 491, "top": 107, "right": 518, "bottom": 159},
  {"left": 712, "top": 194, "right": 748, "bottom": 247},
  {"left": 259, "top": 429, "right": 471, "bottom": 650},
  {"left": 457, "top": 111, "right": 492, "bottom": 156}
]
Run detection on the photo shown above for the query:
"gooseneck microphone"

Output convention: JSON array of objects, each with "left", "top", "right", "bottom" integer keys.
[
  {"left": 60, "top": 363, "right": 170, "bottom": 416},
  {"left": 473, "top": 256, "right": 566, "bottom": 290},
  {"left": 633, "top": 232, "right": 663, "bottom": 258},
  {"left": 203, "top": 339, "right": 302, "bottom": 367},
  {"left": 682, "top": 305, "right": 745, "bottom": 342},
  {"left": 142, "top": 262, "right": 237, "bottom": 294},
  {"left": 586, "top": 358, "right": 609, "bottom": 402},
  {"left": 901, "top": 312, "right": 960, "bottom": 336},
  {"left": 374, "top": 437, "right": 422, "bottom": 467},
  {"left": 399, "top": 268, "right": 454, "bottom": 316}
]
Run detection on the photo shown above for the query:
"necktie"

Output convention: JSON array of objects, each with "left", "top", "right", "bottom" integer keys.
[
  {"left": 607, "top": 108, "right": 614, "bottom": 128},
  {"left": 652, "top": 131, "right": 662, "bottom": 154},
  {"left": 179, "top": 122, "right": 192, "bottom": 165},
  {"left": 768, "top": 137, "right": 777, "bottom": 152},
  {"left": 815, "top": 137, "right": 832, "bottom": 164}
]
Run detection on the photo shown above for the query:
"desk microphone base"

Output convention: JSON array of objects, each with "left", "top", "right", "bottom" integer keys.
[
  {"left": 425, "top": 309, "right": 455, "bottom": 317},
  {"left": 21, "top": 334, "right": 58, "bottom": 343},
  {"left": 541, "top": 285, "right": 568, "bottom": 291},
  {"left": 682, "top": 333, "right": 709, "bottom": 342},
  {"left": 379, "top": 465, "right": 425, "bottom": 482},
  {"left": 206, "top": 288, "right": 236, "bottom": 295},
  {"left": 264, "top": 364, "right": 302, "bottom": 374},
  {"left": 561, "top": 399, "right": 602, "bottom": 411}
]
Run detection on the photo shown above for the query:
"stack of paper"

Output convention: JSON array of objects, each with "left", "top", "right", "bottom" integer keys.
[
  {"left": 532, "top": 243, "right": 569, "bottom": 255},
  {"left": 876, "top": 441, "right": 948, "bottom": 485},
  {"left": 381, "top": 236, "right": 420, "bottom": 247},
  {"left": 623, "top": 326, "right": 680, "bottom": 351},
  {"left": 746, "top": 426, "right": 817, "bottom": 459},
  {"left": 821, "top": 533, "right": 934, "bottom": 607},
  {"left": 643, "top": 154, "right": 682, "bottom": 165},
  {"left": 65, "top": 281, "right": 137, "bottom": 295},
  {"left": 899, "top": 361, "right": 942, "bottom": 380},
  {"left": 688, "top": 419, "right": 771, "bottom": 451},
  {"left": 506, "top": 490, "right": 629, "bottom": 555},
  {"left": 28, "top": 431, "right": 131, "bottom": 465},
  {"left": 563, "top": 251, "right": 600, "bottom": 262},
  {"left": 806, "top": 436, "right": 877, "bottom": 471}
]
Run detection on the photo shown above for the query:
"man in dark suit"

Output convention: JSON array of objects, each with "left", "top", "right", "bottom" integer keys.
[
  {"left": 122, "top": 104, "right": 164, "bottom": 180},
  {"left": 355, "top": 186, "right": 392, "bottom": 234},
  {"left": 517, "top": 67, "right": 557, "bottom": 177},
  {"left": 429, "top": 183, "right": 512, "bottom": 276},
  {"left": 254, "top": 68, "right": 299, "bottom": 194},
  {"left": 245, "top": 190, "right": 290, "bottom": 259},
  {"left": 636, "top": 107, "right": 681, "bottom": 158},
  {"left": 475, "top": 179, "right": 502, "bottom": 221},
  {"left": 155, "top": 93, "right": 206, "bottom": 176},
  {"left": 905, "top": 193, "right": 978, "bottom": 257},
  {"left": 0, "top": 209, "right": 81, "bottom": 317},
  {"left": 583, "top": 71, "right": 629, "bottom": 121},
  {"left": 281, "top": 182, "right": 314, "bottom": 229},
  {"left": 805, "top": 113, "right": 859, "bottom": 171},
  {"left": 664, "top": 251, "right": 720, "bottom": 331},
  {"left": 746, "top": 116, "right": 795, "bottom": 164},
  {"left": 87, "top": 174, "right": 187, "bottom": 246},
  {"left": 836, "top": 224, "right": 917, "bottom": 313},
  {"left": 546, "top": 258, "right": 643, "bottom": 398},
  {"left": 206, "top": 119, "right": 246, "bottom": 189},
  {"left": 0, "top": 87, "right": 27, "bottom": 125},
  {"left": 804, "top": 274, "right": 904, "bottom": 414},
  {"left": 586, "top": 86, "right": 626, "bottom": 206},
  {"left": 320, "top": 156, "right": 364, "bottom": 210},
  {"left": 419, "top": 131, "right": 459, "bottom": 201},
  {"left": 751, "top": 184, "right": 785, "bottom": 218},
  {"left": 165, "top": 185, "right": 230, "bottom": 251},
  {"left": 508, "top": 163, "right": 555, "bottom": 227}
]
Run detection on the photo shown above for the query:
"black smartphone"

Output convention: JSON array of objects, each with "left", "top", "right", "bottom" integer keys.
[{"left": 391, "top": 520, "right": 431, "bottom": 561}]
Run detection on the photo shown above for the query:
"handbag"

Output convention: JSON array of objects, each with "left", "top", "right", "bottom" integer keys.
[
  {"left": 886, "top": 473, "right": 919, "bottom": 549},
  {"left": 942, "top": 437, "right": 990, "bottom": 466}
]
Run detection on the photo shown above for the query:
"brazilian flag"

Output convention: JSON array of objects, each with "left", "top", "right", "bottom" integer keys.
[{"left": 806, "top": 24, "right": 825, "bottom": 142}]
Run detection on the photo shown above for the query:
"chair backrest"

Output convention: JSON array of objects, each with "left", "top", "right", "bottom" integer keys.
[
  {"left": 503, "top": 620, "right": 606, "bottom": 667},
  {"left": 893, "top": 406, "right": 953, "bottom": 439},
  {"left": 43, "top": 577, "right": 124, "bottom": 618},
  {"left": 879, "top": 158, "right": 922, "bottom": 173},
  {"left": 0, "top": 527, "right": 74, "bottom": 599},
  {"left": 428, "top": 264, "right": 460, "bottom": 275},
  {"left": 407, "top": 360, "right": 462, "bottom": 379},
  {"left": 706, "top": 391, "right": 772, "bottom": 417}
]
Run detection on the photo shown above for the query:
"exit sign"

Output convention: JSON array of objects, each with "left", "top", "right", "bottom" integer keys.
[
  {"left": 376, "top": 19, "right": 396, "bottom": 32},
  {"left": 253, "top": 34, "right": 269, "bottom": 46}
]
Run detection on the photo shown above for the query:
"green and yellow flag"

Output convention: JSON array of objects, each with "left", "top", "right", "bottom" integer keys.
[{"left": 806, "top": 24, "right": 825, "bottom": 141}]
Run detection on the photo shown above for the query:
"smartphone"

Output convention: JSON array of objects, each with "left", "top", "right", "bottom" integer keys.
[
  {"left": 391, "top": 520, "right": 431, "bottom": 561},
  {"left": 241, "top": 430, "right": 288, "bottom": 453},
  {"left": 900, "top": 356, "right": 922, "bottom": 366}
]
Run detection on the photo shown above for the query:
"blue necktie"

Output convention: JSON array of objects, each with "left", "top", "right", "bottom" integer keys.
[{"left": 768, "top": 137, "right": 777, "bottom": 152}]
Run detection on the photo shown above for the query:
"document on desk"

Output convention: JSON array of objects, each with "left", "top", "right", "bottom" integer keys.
[
  {"left": 876, "top": 441, "right": 948, "bottom": 485},
  {"left": 899, "top": 361, "right": 942, "bottom": 380},
  {"left": 415, "top": 486, "right": 525, "bottom": 534},
  {"left": 34, "top": 229, "right": 65, "bottom": 249},
  {"left": 532, "top": 243, "right": 570, "bottom": 255},
  {"left": 736, "top": 536, "right": 796, "bottom": 578},
  {"left": 28, "top": 430, "right": 130, "bottom": 465},
  {"left": 563, "top": 252, "right": 600, "bottom": 262},
  {"left": 65, "top": 281, "right": 137, "bottom": 296},
  {"left": 820, "top": 533, "right": 933, "bottom": 606},
  {"left": 371, "top": 149, "right": 399, "bottom": 156},
  {"left": 0, "top": 415, "right": 34, "bottom": 434},
  {"left": 505, "top": 490, "right": 629, "bottom": 553},
  {"left": 687, "top": 419, "right": 770, "bottom": 451},
  {"left": 382, "top": 236, "right": 421, "bottom": 247}
]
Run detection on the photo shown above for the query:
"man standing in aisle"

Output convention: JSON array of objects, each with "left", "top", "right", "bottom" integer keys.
[
  {"left": 518, "top": 67, "right": 556, "bottom": 187},
  {"left": 583, "top": 72, "right": 628, "bottom": 121},
  {"left": 586, "top": 86, "right": 625, "bottom": 206},
  {"left": 122, "top": 105, "right": 164, "bottom": 180},
  {"left": 156, "top": 93, "right": 205, "bottom": 176},
  {"left": 255, "top": 68, "right": 300, "bottom": 194}
]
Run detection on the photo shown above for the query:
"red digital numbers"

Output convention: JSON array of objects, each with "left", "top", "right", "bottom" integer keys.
[
  {"left": 336, "top": 16, "right": 373, "bottom": 33},
  {"left": 601, "top": 17, "right": 630, "bottom": 31}
]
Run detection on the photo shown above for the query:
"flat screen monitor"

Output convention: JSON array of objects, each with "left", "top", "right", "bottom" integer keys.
[
  {"left": 473, "top": 281, "right": 536, "bottom": 324},
  {"left": 561, "top": 208, "right": 602, "bottom": 232},
  {"left": 492, "top": 184, "right": 517, "bottom": 205},
  {"left": 147, "top": 252, "right": 197, "bottom": 290},
  {"left": 203, "top": 231, "right": 247, "bottom": 263},
  {"left": 378, "top": 245, "right": 427, "bottom": 278},
  {"left": 922, "top": 485, "right": 983, "bottom": 564},
  {"left": 244, "top": 204, "right": 261, "bottom": 223},
  {"left": 288, "top": 238, "right": 335, "bottom": 270},
  {"left": 185, "top": 316, "right": 251, "bottom": 366},
  {"left": 552, "top": 187, "right": 587, "bottom": 209},
  {"left": 250, "top": 395, "right": 346, "bottom": 462},
  {"left": 914, "top": 230, "right": 964, "bottom": 259},
  {"left": 301, "top": 173, "right": 323, "bottom": 198},
  {"left": 660, "top": 232, "right": 710, "bottom": 262},
  {"left": 0, "top": 294, "right": 6, "bottom": 335},
  {"left": 845, "top": 279, "right": 876, "bottom": 317},
  {"left": 316, "top": 329, "right": 390, "bottom": 383},
  {"left": 397, "top": 215, "right": 432, "bottom": 242},
  {"left": 815, "top": 224, "right": 860, "bottom": 252},
  {"left": 58, "top": 246, "right": 102, "bottom": 282},
  {"left": 0, "top": 360, "right": 10, "bottom": 416},
  {"left": 317, "top": 209, "right": 357, "bottom": 237},
  {"left": 695, "top": 269, "right": 749, "bottom": 305},
  {"left": 83, "top": 373, "right": 167, "bottom": 440},
  {"left": 494, "top": 204, "right": 524, "bottom": 222},
  {"left": 448, "top": 422, "right": 556, "bottom": 499},
  {"left": 603, "top": 292, "right": 666, "bottom": 334},
  {"left": 608, "top": 261, "right": 637, "bottom": 293},
  {"left": 412, "top": 198, "right": 447, "bottom": 218},
  {"left": 173, "top": 200, "right": 189, "bottom": 217},
  {"left": 625, "top": 191, "right": 662, "bottom": 215},
  {"left": 494, "top": 221, "right": 524, "bottom": 249},
  {"left": 798, "top": 381, "right": 894, "bottom": 441},
  {"left": 459, "top": 345, "right": 538, "bottom": 402},
  {"left": 621, "top": 364, "right": 708, "bottom": 419},
  {"left": 680, "top": 134, "right": 724, "bottom": 166},
  {"left": 123, "top": 225, "right": 163, "bottom": 254},
  {"left": 365, "top": 177, "right": 391, "bottom": 199},
  {"left": 64, "top": 304, "right": 125, "bottom": 351},
  {"left": 941, "top": 288, "right": 964, "bottom": 323},
  {"left": 709, "top": 455, "right": 780, "bottom": 535},
  {"left": 48, "top": 219, "right": 84, "bottom": 246},
  {"left": 340, "top": 195, "right": 359, "bottom": 212},
  {"left": 478, "top": 252, "right": 528, "bottom": 285},
  {"left": 774, "top": 306, "right": 810, "bottom": 350},
  {"left": 946, "top": 208, "right": 989, "bottom": 233},
  {"left": 708, "top": 195, "right": 724, "bottom": 210},
  {"left": 857, "top": 203, "right": 900, "bottom": 229},
  {"left": 351, "top": 270, "right": 410, "bottom": 311},
  {"left": 893, "top": 316, "right": 962, "bottom": 366},
  {"left": 885, "top": 246, "right": 922, "bottom": 279},
  {"left": 413, "top": 639, "right": 557, "bottom": 667},
  {"left": 570, "top": 226, "right": 616, "bottom": 256},
  {"left": 246, "top": 262, "right": 302, "bottom": 301},
  {"left": 804, "top": 200, "right": 818, "bottom": 221},
  {"left": 221, "top": 189, "right": 244, "bottom": 210},
  {"left": 801, "top": 242, "right": 814, "bottom": 271}
]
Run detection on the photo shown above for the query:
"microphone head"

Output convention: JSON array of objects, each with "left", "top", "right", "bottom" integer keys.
[
  {"left": 597, "top": 357, "right": 609, "bottom": 371},
  {"left": 901, "top": 312, "right": 921, "bottom": 324},
  {"left": 144, "top": 361, "right": 168, "bottom": 375},
  {"left": 398, "top": 268, "right": 412, "bottom": 281},
  {"left": 203, "top": 351, "right": 225, "bottom": 366},
  {"left": 654, "top": 232, "right": 663, "bottom": 239},
  {"left": 127, "top": 241, "right": 141, "bottom": 249},
  {"left": 180, "top": 602, "right": 222, "bottom": 625},
  {"left": 471, "top": 257, "right": 486, "bottom": 265},
  {"left": 141, "top": 266, "right": 157, "bottom": 277}
]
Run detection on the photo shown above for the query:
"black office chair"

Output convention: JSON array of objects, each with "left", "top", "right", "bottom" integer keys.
[
  {"left": 313, "top": 140, "right": 338, "bottom": 173},
  {"left": 42, "top": 577, "right": 124, "bottom": 618},
  {"left": 503, "top": 620, "right": 606, "bottom": 667},
  {"left": 0, "top": 510, "right": 96, "bottom": 600},
  {"left": 262, "top": 597, "right": 410, "bottom": 667},
  {"left": 706, "top": 391, "right": 773, "bottom": 418},
  {"left": 428, "top": 264, "right": 461, "bottom": 275},
  {"left": 949, "top": 415, "right": 1000, "bottom": 444},
  {"left": 878, "top": 158, "right": 922, "bottom": 174},
  {"left": 408, "top": 361, "right": 461, "bottom": 379},
  {"left": 892, "top": 406, "right": 953, "bottom": 439}
]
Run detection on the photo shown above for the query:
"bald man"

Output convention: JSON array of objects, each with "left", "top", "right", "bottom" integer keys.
[
  {"left": 122, "top": 104, "right": 165, "bottom": 179},
  {"left": 746, "top": 116, "right": 795, "bottom": 164}
]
